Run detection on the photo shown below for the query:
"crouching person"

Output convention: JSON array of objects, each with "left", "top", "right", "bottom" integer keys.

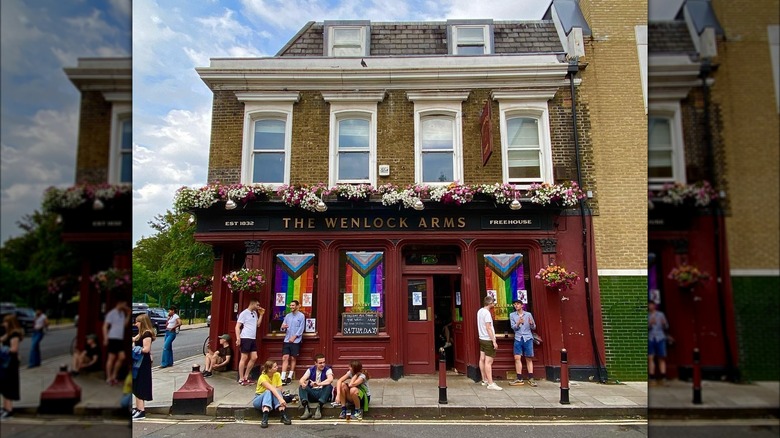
[
  {"left": 203, "top": 334, "right": 232, "bottom": 377},
  {"left": 298, "top": 353, "right": 333, "bottom": 420},
  {"left": 252, "top": 360, "right": 292, "bottom": 428},
  {"left": 336, "top": 360, "right": 371, "bottom": 420}
]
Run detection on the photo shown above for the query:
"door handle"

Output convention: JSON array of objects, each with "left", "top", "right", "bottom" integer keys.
[{"left": 428, "top": 307, "right": 432, "bottom": 320}]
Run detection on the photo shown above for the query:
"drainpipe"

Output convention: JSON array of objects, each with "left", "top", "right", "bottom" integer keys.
[
  {"left": 699, "top": 59, "right": 736, "bottom": 381},
  {"left": 568, "top": 58, "right": 606, "bottom": 383}
]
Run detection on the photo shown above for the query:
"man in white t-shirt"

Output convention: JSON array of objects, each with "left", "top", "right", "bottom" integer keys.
[
  {"left": 235, "top": 299, "right": 265, "bottom": 386},
  {"left": 477, "top": 295, "right": 502, "bottom": 391},
  {"left": 103, "top": 300, "right": 129, "bottom": 385}
]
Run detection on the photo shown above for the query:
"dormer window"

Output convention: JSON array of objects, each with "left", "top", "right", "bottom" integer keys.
[
  {"left": 447, "top": 20, "right": 493, "bottom": 55},
  {"left": 324, "top": 21, "right": 370, "bottom": 57}
]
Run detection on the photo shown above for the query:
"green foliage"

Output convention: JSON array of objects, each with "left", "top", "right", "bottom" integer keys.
[
  {"left": 133, "top": 210, "right": 214, "bottom": 314},
  {"left": 0, "top": 210, "right": 80, "bottom": 309}
]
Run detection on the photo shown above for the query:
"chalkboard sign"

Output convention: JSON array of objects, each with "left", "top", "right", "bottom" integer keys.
[{"left": 341, "top": 313, "right": 379, "bottom": 336}]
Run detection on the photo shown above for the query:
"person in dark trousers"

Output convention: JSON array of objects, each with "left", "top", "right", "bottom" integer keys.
[{"left": 297, "top": 353, "right": 334, "bottom": 420}]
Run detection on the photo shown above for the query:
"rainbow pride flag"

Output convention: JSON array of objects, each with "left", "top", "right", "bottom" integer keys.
[
  {"left": 345, "top": 251, "right": 384, "bottom": 314},
  {"left": 484, "top": 253, "right": 525, "bottom": 320},
  {"left": 274, "top": 253, "right": 316, "bottom": 320}
]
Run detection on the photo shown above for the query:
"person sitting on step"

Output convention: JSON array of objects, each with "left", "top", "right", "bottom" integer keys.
[
  {"left": 297, "top": 353, "right": 334, "bottom": 420},
  {"left": 335, "top": 360, "right": 371, "bottom": 421},
  {"left": 252, "top": 360, "right": 292, "bottom": 428},
  {"left": 202, "top": 334, "right": 233, "bottom": 377}
]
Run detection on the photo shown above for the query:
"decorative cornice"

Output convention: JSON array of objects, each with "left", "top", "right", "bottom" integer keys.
[
  {"left": 321, "top": 91, "right": 386, "bottom": 102},
  {"left": 235, "top": 91, "right": 300, "bottom": 102},
  {"left": 406, "top": 90, "right": 470, "bottom": 101},
  {"left": 491, "top": 88, "right": 561, "bottom": 101},
  {"left": 244, "top": 240, "right": 263, "bottom": 254},
  {"left": 537, "top": 238, "right": 557, "bottom": 254}
]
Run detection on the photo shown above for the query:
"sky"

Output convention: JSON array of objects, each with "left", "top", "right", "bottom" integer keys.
[
  {"left": 131, "top": 0, "right": 556, "bottom": 246},
  {"left": 0, "top": 0, "right": 131, "bottom": 244}
]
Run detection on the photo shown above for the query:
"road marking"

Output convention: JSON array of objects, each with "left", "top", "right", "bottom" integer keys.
[
  {"left": 3, "top": 417, "right": 129, "bottom": 426},
  {"left": 136, "top": 417, "right": 648, "bottom": 426},
  {"left": 650, "top": 418, "right": 780, "bottom": 427}
]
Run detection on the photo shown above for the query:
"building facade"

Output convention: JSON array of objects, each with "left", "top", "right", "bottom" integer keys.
[{"left": 191, "top": 3, "right": 646, "bottom": 381}]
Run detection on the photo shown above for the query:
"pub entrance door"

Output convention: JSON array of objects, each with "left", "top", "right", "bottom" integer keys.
[{"left": 403, "top": 276, "right": 435, "bottom": 374}]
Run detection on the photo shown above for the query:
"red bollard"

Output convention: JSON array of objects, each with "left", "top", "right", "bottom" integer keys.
[
  {"left": 560, "top": 349, "right": 570, "bottom": 404},
  {"left": 39, "top": 365, "right": 82, "bottom": 414},
  {"left": 172, "top": 364, "right": 214, "bottom": 415},
  {"left": 438, "top": 348, "right": 448, "bottom": 404},
  {"left": 692, "top": 348, "right": 702, "bottom": 404}
]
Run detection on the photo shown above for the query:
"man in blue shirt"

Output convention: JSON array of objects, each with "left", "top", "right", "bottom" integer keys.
[
  {"left": 509, "top": 299, "right": 538, "bottom": 387},
  {"left": 280, "top": 300, "right": 305, "bottom": 385},
  {"left": 648, "top": 300, "right": 669, "bottom": 385}
]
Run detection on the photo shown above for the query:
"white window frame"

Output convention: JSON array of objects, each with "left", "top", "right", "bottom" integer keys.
[
  {"left": 636, "top": 25, "right": 648, "bottom": 114},
  {"left": 105, "top": 94, "right": 131, "bottom": 185},
  {"left": 325, "top": 25, "right": 369, "bottom": 57},
  {"left": 408, "top": 93, "right": 468, "bottom": 185},
  {"left": 329, "top": 105, "right": 377, "bottom": 186},
  {"left": 241, "top": 105, "right": 293, "bottom": 187},
  {"left": 496, "top": 100, "right": 553, "bottom": 187},
  {"left": 648, "top": 102, "right": 686, "bottom": 188},
  {"left": 451, "top": 25, "right": 492, "bottom": 55}
]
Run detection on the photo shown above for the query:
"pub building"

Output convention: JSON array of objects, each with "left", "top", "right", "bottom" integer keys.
[{"left": 191, "top": 15, "right": 611, "bottom": 381}]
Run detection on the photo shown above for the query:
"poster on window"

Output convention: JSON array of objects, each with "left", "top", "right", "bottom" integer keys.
[
  {"left": 412, "top": 291, "right": 423, "bottom": 306},
  {"left": 305, "top": 318, "right": 316, "bottom": 333},
  {"left": 343, "top": 293, "right": 354, "bottom": 307},
  {"left": 455, "top": 291, "right": 461, "bottom": 306},
  {"left": 274, "top": 253, "right": 316, "bottom": 320},
  {"left": 345, "top": 251, "right": 384, "bottom": 314},
  {"left": 484, "top": 253, "right": 526, "bottom": 320},
  {"left": 518, "top": 290, "right": 527, "bottom": 304}
]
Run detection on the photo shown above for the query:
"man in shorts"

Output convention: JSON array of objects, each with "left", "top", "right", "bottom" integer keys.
[
  {"left": 203, "top": 334, "right": 233, "bottom": 377},
  {"left": 477, "top": 295, "right": 502, "bottom": 390},
  {"left": 235, "top": 299, "right": 265, "bottom": 386},
  {"left": 103, "top": 300, "right": 129, "bottom": 385},
  {"left": 648, "top": 300, "right": 669, "bottom": 385},
  {"left": 509, "top": 299, "right": 538, "bottom": 386},
  {"left": 280, "top": 300, "right": 305, "bottom": 385}
]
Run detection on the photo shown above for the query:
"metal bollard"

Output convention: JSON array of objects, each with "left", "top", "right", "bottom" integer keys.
[
  {"left": 438, "top": 348, "right": 448, "bottom": 404},
  {"left": 560, "top": 349, "right": 570, "bottom": 404},
  {"left": 692, "top": 348, "right": 702, "bottom": 404}
]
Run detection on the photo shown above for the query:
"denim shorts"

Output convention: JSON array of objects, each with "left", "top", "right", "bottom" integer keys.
[
  {"left": 513, "top": 338, "right": 534, "bottom": 357},
  {"left": 648, "top": 339, "right": 667, "bottom": 357}
]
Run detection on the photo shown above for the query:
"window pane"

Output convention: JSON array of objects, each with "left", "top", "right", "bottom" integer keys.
[
  {"left": 507, "top": 117, "right": 539, "bottom": 147},
  {"left": 120, "top": 151, "right": 132, "bottom": 183},
  {"left": 334, "top": 28, "right": 361, "bottom": 44},
  {"left": 270, "top": 253, "right": 317, "bottom": 334},
  {"left": 338, "top": 152, "right": 369, "bottom": 180},
  {"left": 252, "top": 152, "right": 285, "bottom": 183},
  {"left": 457, "top": 45, "right": 485, "bottom": 55},
  {"left": 339, "top": 251, "right": 386, "bottom": 332},
  {"left": 422, "top": 117, "right": 453, "bottom": 150},
  {"left": 334, "top": 46, "right": 362, "bottom": 56},
  {"left": 458, "top": 27, "right": 485, "bottom": 43},
  {"left": 649, "top": 118, "right": 672, "bottom": 150},
  {"left": 121, "top": 119, "right": 132, "bottom": 150},
  {"left": 339, "top": 119, "right": 369, "bottom": 148},
  {"left": 507, "top": 150, "right": 541, "bottom": 179},
  {"left": 422, "top": 152, "right": 453, "bottom": 182},
  {"left": 254, "top": 120, "right": 285, "bottom": 150},
  {"left": 648, "top": 151, "right": 673, "bottom": 178}
]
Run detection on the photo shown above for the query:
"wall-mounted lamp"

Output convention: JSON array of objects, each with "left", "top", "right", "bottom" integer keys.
[
  {"left": 92, "top": 199, "right": 104, "bottom": 210},
  {"left": 315, "top": 200, "right": 328, "bottom": 212},
  {"left": 509, "top": 199, "right": 522, "bottom": 210},
  {"left": 188, "top": 215, "right": 196, "bottom": 225},
  {"left": 225, "top": 199, "right": 237, "bottom": 210},
  {"left": 55, "top": 215, "right": 63, "bottom": 225},
  {"left": 413, "top": 199, "right": 425, "bottom": 211}
]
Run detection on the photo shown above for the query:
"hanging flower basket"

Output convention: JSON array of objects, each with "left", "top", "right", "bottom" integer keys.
[
  {"left": 536, "top": 264, "right": 580, "bottom": 291},
  {"left": 90, "top": 268, "right": 131, "bottom": 293},
  {"left": 179, "top": 275, "right": 213, "bottom": 295},
  {"left": 223, "top": 268, "right": 266, "bottom": 293},
  {"left": 668, "top": 264, "right": 710, "bottom": 288}
]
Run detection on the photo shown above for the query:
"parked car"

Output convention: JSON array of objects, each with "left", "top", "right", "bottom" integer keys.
[
  {"left": 206, "top": 314, "right": 211, "bottom": 327},
  {"left": 15, "top": 307, "right": 36, "bottom": 333},
  {"left": 131, "top": 309, "right": 167, "bottom": 335}
]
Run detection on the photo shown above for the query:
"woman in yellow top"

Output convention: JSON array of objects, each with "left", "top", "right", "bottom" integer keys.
[{"left": 252, "top": 360, "right": 292, "bottom": 428}]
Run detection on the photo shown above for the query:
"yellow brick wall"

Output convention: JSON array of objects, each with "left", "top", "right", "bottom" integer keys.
[
  {"left": 711, "top": 0, "right": 780, "bottom": 269},
  {"left": 75, "top": 91, "right": 111, "bottom": 183},
  {"left": 579, "top": 0, "right": 648, "bottom": 270}
]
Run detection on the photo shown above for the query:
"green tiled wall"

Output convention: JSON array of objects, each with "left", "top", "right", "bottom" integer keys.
[
  {"left": 732, "top": 276, "right": 780, "bottom": 382},
  {"left": 599, "top": 275, "right": 648, "bottom": 381}
]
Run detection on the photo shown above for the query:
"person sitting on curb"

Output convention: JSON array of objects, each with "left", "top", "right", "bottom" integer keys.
[
  {"left": 70, "top": 333, "right": 101, "bottom": 376},
  {"left": 203, "top": 334, "right": 233, "bottom": 377},
  {"left": 298, "top": 353, "right": 334, "bottom": 420},
  {"left": 252, "top": 360, "right": 292, "bottom": 428},
  {"left": 335, "top": 360, "right": 370, "bottom": 421}
]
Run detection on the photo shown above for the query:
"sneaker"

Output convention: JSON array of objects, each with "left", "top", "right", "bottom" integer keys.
[
  {"left": 509, "top": 379, "right": 524, "bottom": 386},
  {"left": 204, "top": 371, "right": 213, "bottom": 377},
  {"left": 353, "top": 409, "right": 363, "bottom": 421},
  {"left": 526, "top": 379, "right": 538, "bottom": 387},
  {"left": 338, "top": 409, "right": 347, "bottom": 419},
  {"left": 0, "top": 410, "right": 13, "bottom": 421},
  {"left": 330, "top": 402, "right": 342, "bottom": 408},
  {"left": 486, "top": 382, "right": 503, "bottom": 391},
  {"left": 480, "top": 380, "right": 488, "bottom": 386},
  {"left": 132, "top": 410, "right": 145, "bottom": 421}
]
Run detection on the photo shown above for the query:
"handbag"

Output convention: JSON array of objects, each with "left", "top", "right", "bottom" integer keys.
[{"left": 532, "top": 332, "right": 543, "bottom": 345}]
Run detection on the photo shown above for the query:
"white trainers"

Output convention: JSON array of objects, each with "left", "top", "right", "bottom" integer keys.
[
  {"left": 486, "top": 382, "right": 503, "bottom": 391},
  {"left": 480, "top": 380, "right": 488, "bottom": 386}
]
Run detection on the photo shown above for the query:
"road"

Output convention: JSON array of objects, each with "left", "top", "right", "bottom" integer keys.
[{"left": 150, "top": 326, "right": 209, "bottom": 366}]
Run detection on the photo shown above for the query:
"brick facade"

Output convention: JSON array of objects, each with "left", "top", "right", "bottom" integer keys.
[{"left": 75, "top": 91, "right": 111, "bottom": 184}]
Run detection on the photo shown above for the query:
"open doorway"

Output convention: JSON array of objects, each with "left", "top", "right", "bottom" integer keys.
[{"left": 433, "top": 274, "right": 459, "bottom": 371}]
